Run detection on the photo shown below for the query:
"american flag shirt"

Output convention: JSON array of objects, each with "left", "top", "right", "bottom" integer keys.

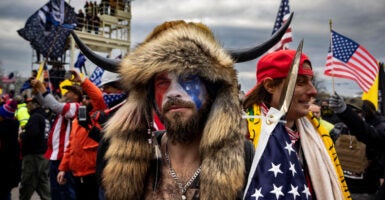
[{"left": 244, "top": 123, "right": 311, "bottom": 200}]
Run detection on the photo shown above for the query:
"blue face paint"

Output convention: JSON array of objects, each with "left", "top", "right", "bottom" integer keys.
[{"left": 178, "top": 75, "right": 204, "bottom": 109}]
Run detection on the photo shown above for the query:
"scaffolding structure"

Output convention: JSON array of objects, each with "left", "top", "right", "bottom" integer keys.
[
  {"left": 70, "top": 0, "right": 132, "bottom": 67},
  {"left": 30, "top": 0, "right": 132, "bottom": 70}
]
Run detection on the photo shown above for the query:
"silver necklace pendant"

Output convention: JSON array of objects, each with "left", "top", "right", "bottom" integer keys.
[{"left": 165, "top": 141, "right": 201, "bottom": 200}]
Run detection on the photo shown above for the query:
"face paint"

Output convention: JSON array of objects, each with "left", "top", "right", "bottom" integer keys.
[
  {"left": 154, "top": 72, "right": 208, "bottom": 112},
  {"left": 178, "top": 75, "right": 204, "bottom": 109},
  {"left": 154, "top": 72, "right": 171, "bottom": 111}
]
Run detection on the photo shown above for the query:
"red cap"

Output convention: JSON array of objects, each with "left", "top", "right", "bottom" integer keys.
[{"left": 246, "top": 50, "right": 313, "bottom": 96}]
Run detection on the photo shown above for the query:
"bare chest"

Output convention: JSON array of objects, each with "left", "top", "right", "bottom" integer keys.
[{"left": 144, "top": 163, "right": 200, "bottom": 200}]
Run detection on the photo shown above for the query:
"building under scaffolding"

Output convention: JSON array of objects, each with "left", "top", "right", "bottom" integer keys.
[
  {"left": 27, "top": 0, "right": 131, "bottom": 94},
  {"left": 70, "top": 0, "right": 131, "bottom": 64},
  {"left": 29, "top": 0, "right": 131, "bottom": 67}
]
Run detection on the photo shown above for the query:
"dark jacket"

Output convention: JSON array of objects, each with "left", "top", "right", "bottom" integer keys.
[
  {"left": 0, "top": 118, "right": 21, "bottom": 195},
  {"left": 338, "top": 106, "right": 385, "bottom": 151},
  {"left": 365, "top": 113, "right": 385, "bottom": 146},
  {"left": 336, "top": 106, "right": 385, "bottom": 193},
  {"left": 20, "top": 107, "right": 48, "bottom": 156}
]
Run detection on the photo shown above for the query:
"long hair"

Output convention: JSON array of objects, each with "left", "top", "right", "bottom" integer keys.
[{"left": 243, "top": 79, "right": 283, "bottom": 109}]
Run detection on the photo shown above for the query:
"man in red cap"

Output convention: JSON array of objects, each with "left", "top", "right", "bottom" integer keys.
[{"left": 242, "top": 50, "right": 351, "bottom": 199}]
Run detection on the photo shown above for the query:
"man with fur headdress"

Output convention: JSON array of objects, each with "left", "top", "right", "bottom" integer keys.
[{"left": 101, "top": 21, "right": 255, "bottom": 199}]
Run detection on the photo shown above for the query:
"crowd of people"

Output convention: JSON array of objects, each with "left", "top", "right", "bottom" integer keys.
[
  {"left": 1, "top": 19, "right": 385, "bottom": 200},
  {"left": 75, "top": 0, "right": 130, "bottom": 34},
  {"left": 75, "top": 1, "right": 100, "bottom": 34},
  {"left": 0, "top": 69, "right": 128, "bottom": 200}
]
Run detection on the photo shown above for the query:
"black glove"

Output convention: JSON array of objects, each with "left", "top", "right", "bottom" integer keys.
[
  {"left": 329, "top": 92, "right": 347, "bottom": 114},
  {"left": 92, "top": 110, "right": 109, "bottom": 125}
]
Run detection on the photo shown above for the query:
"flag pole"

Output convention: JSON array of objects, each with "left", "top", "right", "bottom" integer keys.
[{"left": 329, "top": 19, "right": 336, "bottom": 94}]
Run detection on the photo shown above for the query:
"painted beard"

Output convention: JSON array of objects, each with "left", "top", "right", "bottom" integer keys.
[{"left": 161, "top": 98, "right": 211, "bottom": 144}]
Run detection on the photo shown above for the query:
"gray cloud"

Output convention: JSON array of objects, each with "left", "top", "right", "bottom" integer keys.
[{"left": 1, "top": 0, "right": 384, "bottom": 96}]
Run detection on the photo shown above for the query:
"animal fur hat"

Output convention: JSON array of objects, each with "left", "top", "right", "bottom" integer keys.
[{"left": 102, "top": 20, "right": 246, "bottom": 199}]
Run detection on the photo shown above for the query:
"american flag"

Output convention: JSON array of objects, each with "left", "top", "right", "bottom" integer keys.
[
  {"left": 243, "top": 123, "right": 311, "bottom": 200},
  {"left": 325, "top": 30, "right": 378, "bottom": 92},
  {"left": 103, "top": 93, "right": 127, "bottom": 108},
  {"left": 269, "top": 0, "right": 293, "bottom": 52}
]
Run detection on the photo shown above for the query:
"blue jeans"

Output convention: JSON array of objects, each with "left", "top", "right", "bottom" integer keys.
[{"left": 49, "top": 160, "right": 76, "bottom": 200}]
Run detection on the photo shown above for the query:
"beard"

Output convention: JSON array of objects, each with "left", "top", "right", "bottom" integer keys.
[{"left": 161, "top": 98, "right": 211, "bottom": 144}]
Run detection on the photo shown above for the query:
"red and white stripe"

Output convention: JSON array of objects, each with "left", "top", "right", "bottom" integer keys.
[
  {"left": 269, "top": 14, "right": 293, "bottom": 53},
  {"left": 325, "top": 46, "right": 378, "bottom": 92},
  {"left": 45, "top": 102, "right": 79, "bottom": 160}
]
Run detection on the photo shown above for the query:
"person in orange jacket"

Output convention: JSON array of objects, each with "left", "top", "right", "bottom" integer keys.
[
  {"left": 58, "top": 70, "right": 107, "bottom": 200},
  {"left": 33, "top": 69, "right": 107, "bottom": 200}
]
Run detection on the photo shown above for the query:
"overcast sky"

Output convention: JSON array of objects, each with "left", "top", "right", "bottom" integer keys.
[{"left": 1, "top": 0, "right": 385, "bottom": 96}]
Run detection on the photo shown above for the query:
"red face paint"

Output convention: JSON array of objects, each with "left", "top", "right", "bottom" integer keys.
[
  {"left": 154, "top": 72, "right": 208, "bottom": 113},
  {"left": 154, "top": 72, "right": 170, "bottom": 111}
]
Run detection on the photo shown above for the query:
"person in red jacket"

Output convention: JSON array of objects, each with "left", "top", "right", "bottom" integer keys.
[{"left": 32, "top": 69, "right": 107, "bottom": 200}]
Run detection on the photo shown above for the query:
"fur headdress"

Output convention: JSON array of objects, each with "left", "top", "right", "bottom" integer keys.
[{"left": 103, "top": 21, "right": 246, "bottom": 199}]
